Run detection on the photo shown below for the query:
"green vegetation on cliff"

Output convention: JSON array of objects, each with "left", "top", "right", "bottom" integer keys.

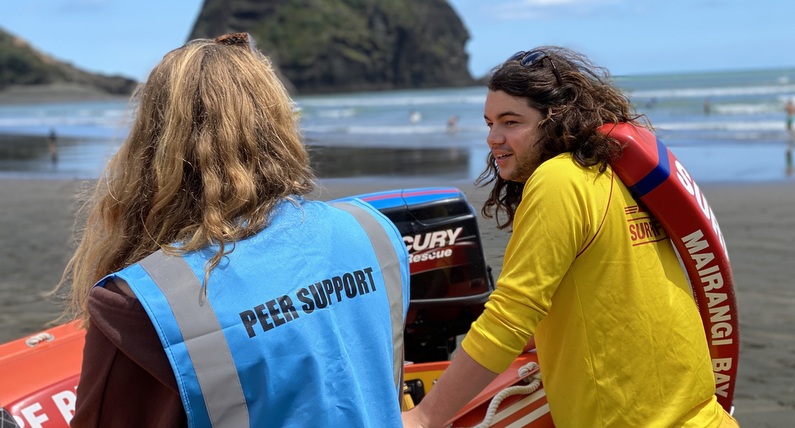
[
  {"left": 0, "top": 30, "right": 56, "bottom": 87},
  {"left": 0, "top": 27, "right": 137, "bottom": 95},
  {"left": 2, "top": 0, "right": 474, "bottom": 97},
  {"left": 189, "top": 0, "right": 474, "bottom": 94}
]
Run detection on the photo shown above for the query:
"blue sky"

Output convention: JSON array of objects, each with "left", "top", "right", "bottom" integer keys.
[{"left": 0, "top": 0, "right": 792, "bottom": 82}]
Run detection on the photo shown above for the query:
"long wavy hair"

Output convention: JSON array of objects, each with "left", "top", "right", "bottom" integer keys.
[
  {"left": 476, "top": 46, "right": 649, "bottom": 229},
  {"left": 57, "top": 34, "right": 315, "bottom": 324}
]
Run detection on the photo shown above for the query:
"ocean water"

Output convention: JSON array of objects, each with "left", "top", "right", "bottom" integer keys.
[{"left": 1, "top": 67, "right": 794, "bottom": 183}]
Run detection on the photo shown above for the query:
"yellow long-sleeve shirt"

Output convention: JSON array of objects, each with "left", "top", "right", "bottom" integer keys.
[{"left": 462, "top": 154, "right": 724, "bottom": 427}]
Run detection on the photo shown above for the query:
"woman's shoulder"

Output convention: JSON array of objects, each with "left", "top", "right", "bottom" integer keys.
[{"left": 86, "top": 280, "right": 180, "bottom": 389}]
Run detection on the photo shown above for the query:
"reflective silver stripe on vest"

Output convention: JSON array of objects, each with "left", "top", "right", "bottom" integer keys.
[
  {"left": 331, "top": 201, "right": 405, "bottom": 396},
  {"left": 140, "top": 252, "right": 249, "bottom": 428}
]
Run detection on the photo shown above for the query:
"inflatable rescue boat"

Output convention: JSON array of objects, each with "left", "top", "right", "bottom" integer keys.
[{"left": 0, "top": 124, "right": 738, "bottom": 427}]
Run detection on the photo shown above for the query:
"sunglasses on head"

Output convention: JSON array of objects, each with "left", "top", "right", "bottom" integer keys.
[
  {"left": 168, "top": 32, "right": 258, "bottom": 59},
  {"left": 213, "top": 32, "right": 257, "bottom": 51},
  {"left": 508, "top": 50, "right": 563, "bottom": 86}
]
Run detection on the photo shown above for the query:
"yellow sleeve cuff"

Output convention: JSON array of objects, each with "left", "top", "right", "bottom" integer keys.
[{"left": 461, "top": 321, "right": 520, "bottom": 374}]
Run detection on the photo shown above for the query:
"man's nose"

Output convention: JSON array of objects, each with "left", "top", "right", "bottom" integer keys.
[{"left": 486, "top": 128, "right": 503, "bottom": 148}]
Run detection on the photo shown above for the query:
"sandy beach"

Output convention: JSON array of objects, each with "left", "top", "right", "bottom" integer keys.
[{"left": 1, "top": 172, "right": 794, "bottom": 426}]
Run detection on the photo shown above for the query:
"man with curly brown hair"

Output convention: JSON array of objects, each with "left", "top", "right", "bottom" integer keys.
[{"left": 403, "top": 46, "right": 737, "bottom": 428}]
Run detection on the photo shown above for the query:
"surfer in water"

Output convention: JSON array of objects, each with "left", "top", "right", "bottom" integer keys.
[{"left": 402, "top": 46, "right": 738, "bottom": 427}]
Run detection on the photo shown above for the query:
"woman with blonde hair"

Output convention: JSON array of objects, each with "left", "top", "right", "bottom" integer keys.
[{"left": 62, "top": 33, "right": 409, "bottom": 428}]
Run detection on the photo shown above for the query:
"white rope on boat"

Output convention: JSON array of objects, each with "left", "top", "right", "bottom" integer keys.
[
  {"left": 472, "top": 361, "right": 542, "bottom": 428},
  {"left": 24, "top": 332, "right": 54, "bottom": 347}
]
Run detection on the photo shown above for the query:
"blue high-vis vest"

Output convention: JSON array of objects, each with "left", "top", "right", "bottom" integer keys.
[{"left": 97, "top": 198, "right": 410, "bottom": 428}]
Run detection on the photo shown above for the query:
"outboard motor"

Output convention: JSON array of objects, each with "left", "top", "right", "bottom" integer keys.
[{"left": 345, "top": 187, "right": 494, "bottom": 362}]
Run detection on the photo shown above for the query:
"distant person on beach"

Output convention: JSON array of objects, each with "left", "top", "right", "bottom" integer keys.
[
  {"left": 58, "top": 32, "right": 410, "bottom": 428},
  {"left": 48, "top": 127, "right": 57, "bottom": 164},
  {"left": 786, "top": 98, "right": 794, "bottom": 132},
  {"left": 402, "top": 47, "right": 738, "bottom": 427},
  {"left": 446, "top": 115, "right": 459, "bottom": 134},
  {"left": 704, "top": 97, "right": 712, "bottom": 115}
]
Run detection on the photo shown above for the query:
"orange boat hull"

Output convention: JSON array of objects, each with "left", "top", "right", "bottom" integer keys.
[
  {"left": 0, "top": 321, "right": 85, "bottom": 427},
  {"left": 404, "top": 352, "right": 554, "bottom": 427},
  {"left": 1, "top": 322, "right": 553, "bottom": 428}
]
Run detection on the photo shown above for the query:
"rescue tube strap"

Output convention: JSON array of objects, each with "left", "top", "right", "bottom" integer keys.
[
  {"left": 140, "top": 252, "right": 249, "bottom": 428},
  {"left": 626, "top": 137, "right": 669, "bottom": 198},
  {"left": 331, "top": 201, "right": 406, "bottom": 398}
]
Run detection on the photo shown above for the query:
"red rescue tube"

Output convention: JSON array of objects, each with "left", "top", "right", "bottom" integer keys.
[{"left": 600, "top": 123, "right": 739, "bottom": 412}]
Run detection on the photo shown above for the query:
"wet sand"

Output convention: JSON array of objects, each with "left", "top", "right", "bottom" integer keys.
[{"left": 1, "top": 169, "right": 794, "bottom": 426}]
